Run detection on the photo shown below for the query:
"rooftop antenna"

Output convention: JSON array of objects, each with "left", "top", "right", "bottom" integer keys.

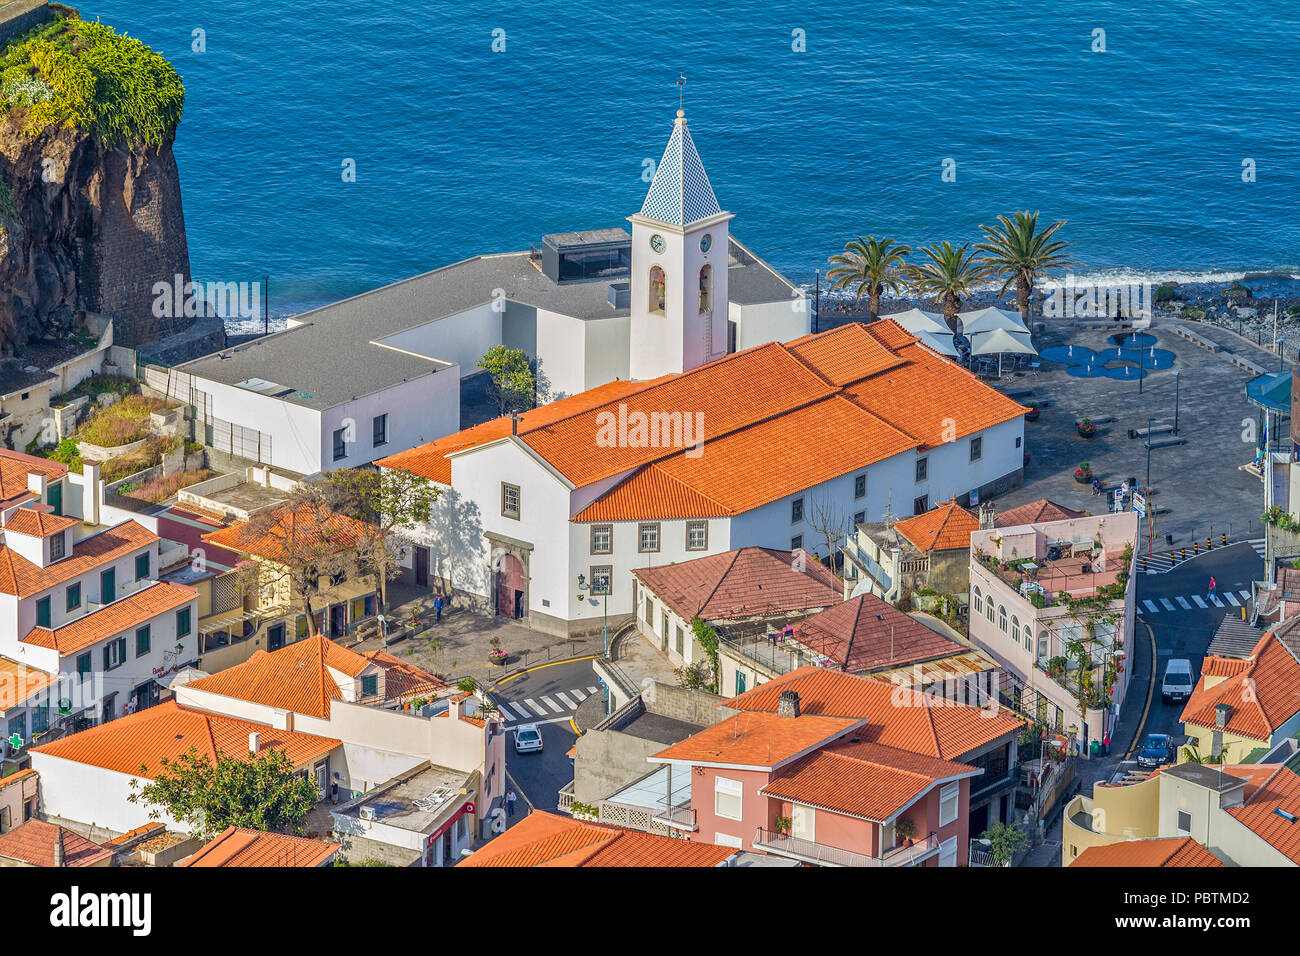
[{"left": 677, "top": 74, "right": 686, "bottom": 112}]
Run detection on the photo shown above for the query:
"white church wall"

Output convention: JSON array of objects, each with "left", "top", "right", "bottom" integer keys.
[
  {"left": 534, "top": 308, "right": 589, "bottom": 400},
  {"left": 732, "top": 297, "right": 810, "bottom": 351},
  {"left": 582, "top": 314, "right": 632, "bottom": 391},
  {"left": 320, "top": 370, "right": 459, "bottom": 472},
  {"left": 374, "top": 301, "right": 503, "bottom": 375}
]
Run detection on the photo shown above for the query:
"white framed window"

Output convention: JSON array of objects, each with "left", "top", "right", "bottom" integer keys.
[
  {"left": 638, "top": 522, "right": 660, "bottom": 553},
  {"left": 713, "top": 832, "right": 742, "bottom": 849},
  {"left": 972, "top": 586, "right": 982, "bottom": 615},
  {"left": 686, "top": 520, "right": 708, "bottom": 551},
  {"left": 791, "top": 804, "right": 815, "bottom": 842},
  {"left": 1177, "top": 810, "right": 1192, "bottom": 833},
  {"left": 938, "top": 835, "right": 958, "bottom": 867},
  {"left": 998, "top": 605, "right": 1008, "bottom": 632},
  {"left": 714, "top": 776, "right": 743, "bottom": 821},
  {"left": 938, "top": 782, "right": 960, "bottom": 826}
]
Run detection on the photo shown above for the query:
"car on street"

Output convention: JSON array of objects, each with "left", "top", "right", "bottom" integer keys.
[
  {"left": 513, "top": 723, "right": 543, "bottom": 754},
  {"left": 1161, "top": 658, "right": 1195, "bottom": 704},
  {"left": 1136, "top": 733, "right": 1177, "bottom": 768}
]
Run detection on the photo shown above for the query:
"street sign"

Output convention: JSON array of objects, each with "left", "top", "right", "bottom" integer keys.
[{"left": 1132, "top": 492, "right": 1147, "bottom": 516}]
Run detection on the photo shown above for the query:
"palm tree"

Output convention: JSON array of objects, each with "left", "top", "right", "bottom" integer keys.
[
  {"left": 975, "top": 211, "right": 1077, "bottom": 327},
  {"left": 826, "top": 236, "right": 912, "bottom": 321},
  {"left": 905, "top": 242, "right": 991, "bottom": 332}
]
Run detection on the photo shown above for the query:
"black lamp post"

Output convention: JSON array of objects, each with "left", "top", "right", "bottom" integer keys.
[{"left": 1172, "top": 370, "right": 1180, "bottom": 435}]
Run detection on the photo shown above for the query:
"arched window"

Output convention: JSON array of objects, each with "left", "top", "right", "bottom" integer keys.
[
  {"left": 971, "top": 586, "right": 982, "bottom": 615},
  {"left": 698, "top": 264, "right": 713, "bottom": 315},
  {"left": 1010, "top": 615, "right": 1020, "bottom": 640},
  {"left": 1037, "top": 631, "right": 1050, "bottom": 663},
  {"left": 986, "top": 598, "right": 995, "bottom": 623},
  {"left": 649, "top": 266, "right": 666, "bottom": 314},
  {"left": 998, "top": 605, "right": 1007, "bottom": 632},
  {"left": 1023, "top": 624, "right": 1033, "bottom": 652}
]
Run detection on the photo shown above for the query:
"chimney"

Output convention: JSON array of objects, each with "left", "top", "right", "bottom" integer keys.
[
  {"left": 979, "top": 501, "right": 996, "bottom": 530},
  {"left": 53, "top": 829, "right": 64, "bottom": 867},
  {"left": 249, "top": 731, "right": 260, "bottom": 755},
  {"left": 1215, "top": 703, "right": 1232, "bottom": 728},
  {"left": 777, "top": 690, "right": 801, "bottom": 719},
  {"left": 448, "top": 695, "right": 463, "bottom": 720},
  {"left": 510, "top": 414, "right": 520, "bottom": 436}
]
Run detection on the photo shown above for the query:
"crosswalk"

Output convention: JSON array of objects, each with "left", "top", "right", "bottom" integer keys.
[
  {"left": 1139, "top": 589, "right": 1251, "bottom": 615},
  {"left": 499, "top": 686, "right": 600, "bottom": 727},
  {"left": 1141, "top": 538, "right": 1265, "bottom": 574}
]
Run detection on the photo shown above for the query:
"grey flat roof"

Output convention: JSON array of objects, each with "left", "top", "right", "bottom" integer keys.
[
  {"left": 620, "top": 711, "right": 706, "bottom": 746},
  {"left": 1207, "top": 619, "right": 1264, "bottom": 660},
  {"left": 1164, "top": 763, "right": 1248, "bottom": 792},
  {"left": 334, "top": 764, "right": 471, "bottom": 835},
  {"left": 178, "top": 235, "right": 796, "bottom": 410}
]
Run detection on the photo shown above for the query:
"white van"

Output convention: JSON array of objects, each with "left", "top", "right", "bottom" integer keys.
[{"left": 1162, "top": 658, "right": 1195, "bottom": 704}]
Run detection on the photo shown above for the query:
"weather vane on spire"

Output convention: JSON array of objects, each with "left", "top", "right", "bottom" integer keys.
[{"left": 677, "top": 74, "right": 686, "bottom": 112}]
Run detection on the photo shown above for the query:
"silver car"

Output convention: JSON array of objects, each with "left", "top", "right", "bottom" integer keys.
[{"left": 513, "top": 723, "right": 543, "bottom": 754}]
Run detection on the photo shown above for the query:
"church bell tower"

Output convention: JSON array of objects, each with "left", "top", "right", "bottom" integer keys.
[{"left": 628, "top": 109, "right": 733, "bottom": 381}]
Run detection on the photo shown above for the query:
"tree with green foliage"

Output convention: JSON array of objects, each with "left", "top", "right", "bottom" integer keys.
[
  {"left": 478, "top": 345, "right": 535, "bottom": 416},
  {"left": 826, "top": 236, "right": 912, "bottom": 321},
  {"left": 975, "top": 211, "right": 1077, "bottom": 326},
  {"left": 905, "top": 242, "right": 991, "bottom": 333},
  {"left": 128, "top": 747, "right": 320, "bottom": 840},
  {"left": 689, "top": 616, "right": 720, "bottom": 693},
  {"left": 980, "top": 821, "right": 1029, "bottom": 866}
]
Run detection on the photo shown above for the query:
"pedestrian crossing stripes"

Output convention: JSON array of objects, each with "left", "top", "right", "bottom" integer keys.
[
  {"left": 1141, "top": 539, "right": 1266, "bottom": 574},
  {"left": 501, "top": 686, "right": 604, "bottom": 726},
  {"left": 1138, "top": 589, "right": 1252, "bottom": 615}
]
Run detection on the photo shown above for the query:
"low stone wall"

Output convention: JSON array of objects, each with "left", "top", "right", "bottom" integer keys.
[
  {"left": 642, "top": 681, "right": 728, "bottom": 727},
  {"left": 0, "top": 1, "right": 52, "bottom": 49}
]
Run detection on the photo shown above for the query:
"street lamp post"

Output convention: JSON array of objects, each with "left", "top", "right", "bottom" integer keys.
[
  {"left": 1173, "top": 369, "right": 1180, "bottom": 435},
  {"left": 578, "top": 573, "right": 610, "bottom": 714}
]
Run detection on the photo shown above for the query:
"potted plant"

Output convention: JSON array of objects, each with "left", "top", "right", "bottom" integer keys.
[
  {"left": 1077, "top": 418, "right": 1097, "bottom": 438},
  {"left": 895, "top": 817, "right": 917, "bottom": 847},
  {"left": 1074, "top": 462, "right": 1092, "bottom": 484},
  {"left": 488, "top": 635, "right": 508, "bottom": 665},
  {"left": 1024, "top": 401, "right": 1041, "bottom": 422},
  {"left": 775, "top": 816, "right": 792, "bottom": 835}
]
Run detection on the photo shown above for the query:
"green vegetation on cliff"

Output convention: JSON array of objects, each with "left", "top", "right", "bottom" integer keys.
[{"left": 0, "top": 14, "right": 184, "bottom": 148}]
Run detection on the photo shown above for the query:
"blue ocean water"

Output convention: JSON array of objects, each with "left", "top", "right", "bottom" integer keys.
[{"left": 89, "top": 1, "right": 1300, "bottom": 330}]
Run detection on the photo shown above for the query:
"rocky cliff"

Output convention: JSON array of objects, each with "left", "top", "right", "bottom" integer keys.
[{"left": 0, "top": 7, "right": 200, "bottom": 356}]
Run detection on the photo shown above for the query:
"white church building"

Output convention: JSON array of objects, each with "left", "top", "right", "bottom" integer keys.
[{"left": 163, "top": 109, "right": 808, "bottom": 476}]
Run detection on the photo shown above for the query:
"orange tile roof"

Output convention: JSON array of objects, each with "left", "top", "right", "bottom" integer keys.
[
  {"left": 0, "top": 451, "right": 66, "bottom": 505},
  {"left": 201, "top": 503, "right": 373, "bottom": 564},
  {"left": 892, "top": 499, "right": 980, "bottom": 553},
  {"left": 632, "top": 547, "right": 842, "bottom": 622},
  {"left": 0, "top": 819, "right": 112, "bottom": 867},
  {"left": 184, "top": 634, "right": 443, "bottom": 718},
  {"left": 1179, "top": 631, "right": 1300, "bottom": 742},
  {"left": 180, "top": 826, "right": 340, "bottom": 867},
  {"left": 0, "top": 519, "right": 157, "bottom": 598},
  {"left": 575, "top": 395, "right": 918, "bottom": 521},
  {"left": 1070, "top": 836, "right": 1224, "bottom": 868},
  {"left": 31, "top": 700, "right": 340, "bottom": 777},
  {"left": 23, "top": 581, "right": 196, "bottom": 655},
  {"left": 3, "top": 507, "right": 80, "bottom": 537},
  {"left": 457, "top": 811, "right": 736, "bottom": 867},
  {"left": 0, "top": 768, "right": 36, "bottom": 792},
  {"left": 1225, "top": 765, "right": 1300, "bottom": 864},
  {"left": 651, "top": 711, "right": 862, "bottom": 769},
  {"left": 792, "top": 593, "right": 966, "bottom": 673},
  {"left": 384, "top": 323, "right": 1024, "bottom": 524},
  {"left": 725, "top": 667, "right": 1024, "bottom": 760},
  {"left": 760, "top": 739, "right": 978, "bottom": 822},
  {"left": 995, "top": 499, "right": 1084, "bottom": 528},
  {"left": 359, "top": 649, "right": 446, "bottom": 702},
  {"left": 0, "top": 657, "right": 55, "bottom": 710}
]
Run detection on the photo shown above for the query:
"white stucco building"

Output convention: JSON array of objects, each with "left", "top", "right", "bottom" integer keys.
[
  {"left": 380, "top": 317, "right": 1028, "bottom": 637},
  {"left": 163, "top": 109, "right": 807, "bottom": 476}
]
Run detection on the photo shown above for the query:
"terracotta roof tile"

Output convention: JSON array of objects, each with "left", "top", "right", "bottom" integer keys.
[
  {"left": 1226, "top": 765, "right": 1300, "bottom": 864},
  {"left": 785, "top": 322, "right": 907, "bottom": 385},
  {"left": 632, "top": 547, "right": 842, "bottom": 622},
  {"left": 0, "top": 451, "right": 66, "bottom": 505},
  {"left": 725, "top": 667, "right": 1024, "bottom": 760},
  {"left": 31, "top": 700, "right": 340, "bottom": 777},
  {"left": 180, "top": 826, "right": 339, "bottom": 867},
  {"left": 3, "top": 508, "right": 80, "bottom": 537},
  {"left": 23, "top": 581, "right": 196, "bottom": 655},
  {"left": 201, "top": 503, "right": 373, "bottom": 564},
  {"left": 0, "top": 520, "right": 157, "bottom": 598},
  {"left": 892, "top": 499, "right": 980, "bottom": 553},
  {"left": 185, "top": 635, "right": 444, "bottom": 718},
  {"left": 651, "top": 711, "right": 862, "bottom": 769},
  {"left": 792, "top": 594, "right": 966, "bottom": 673},
  {"left": 0, "top": 819, "right": 111, "bottom": 867},
  {"left": 457, "top": 811, "right": 735, "bottom": 867},
  {"left": 0, "top": 657, "right": 56, "bottom": 709},
  {"left": 760, "top": 739, "right": 977, "bottom": 821},
  {"left": 1070, "top": 836, "right": 1224, "bottom": 867},
  {"left": 995, "top": 499, "right": 1085, "bottom": 528},
  {"left": 1180, "top": 632, "right": 1300, "bottom": 742},
  {"left": 0, "top": 768, "right": 36, "bottom": 792}
]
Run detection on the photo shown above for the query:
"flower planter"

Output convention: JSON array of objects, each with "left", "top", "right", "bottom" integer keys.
[
  {"left": 488, "top": 653, "right": 508, "bottom": 666},
  {"left": 1074, "top": 472, "right": 1092, "bottom": 484},
  {"left": 1024, "top": 407, "right": 1040, "bottom": 422},
  {"left": 1077, "top": 424, "right": 1097, "bottom": 439}
]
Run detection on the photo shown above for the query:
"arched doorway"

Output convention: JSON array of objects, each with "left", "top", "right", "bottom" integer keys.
[{"left": 494, "top": 553, "right": 526, "bottom": 618}]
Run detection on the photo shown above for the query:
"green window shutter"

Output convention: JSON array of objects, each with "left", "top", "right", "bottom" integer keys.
[
  {"left": 35, "top": 597, "right": 50, "bottom": 628},
  {"left": 361, "top": 675, "right": 378, "bottom": 697},
  {"left": 177, "top": 607, "right": 191, "bottom": 637},
  {"left": 135, "top": 553, "right": 150, "bottom": 580},
  {"left": 136, "top": 626, "right": 151, "bottom": 657},
  {"left": 103, "top": 644, "right": 111, "bottom": 670}
]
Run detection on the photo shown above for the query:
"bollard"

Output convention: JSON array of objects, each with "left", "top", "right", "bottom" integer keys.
[
  {"left": 1181, "top": 548, "right": 1187, "bottom": 561},
  {"left": 1142, "top": 557, "right": 1148, "bottom": 573},
  {"left": 1194, "top": 542, "right": 1199, "bottom": 554},
  {"left": 1222, "top": 533, "right": 1228, "bottom": 547},
  {"left": 1207, "top": 536, "right": 1213, "bottom": 551},
  {"left": 1170, "top": 553, "right": 1177, "bottom": 568}
]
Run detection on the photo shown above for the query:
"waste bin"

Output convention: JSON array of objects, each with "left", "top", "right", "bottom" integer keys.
[{"left": 1089, "top": 739, "right": 1101, "bottom": 757}]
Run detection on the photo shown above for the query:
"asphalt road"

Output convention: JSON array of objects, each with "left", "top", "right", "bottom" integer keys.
[
  {"left": 1134, "top": 541, "right": 1263, "bottom": 745},
  {"left": 489, "top": 658, "right": 599, "bottom": 812}
]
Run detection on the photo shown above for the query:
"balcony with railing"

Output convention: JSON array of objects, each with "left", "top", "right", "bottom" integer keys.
[
  {"left": 753, "top": 828, "right": 940, "bottom": 867},
  {"left": 653, "top": 804, "right": 697, "bottom": 832}
]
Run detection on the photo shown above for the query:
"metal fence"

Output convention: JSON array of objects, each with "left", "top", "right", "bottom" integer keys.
[{"left": 138, "top": 363, "right": 273, "bottom": 464}]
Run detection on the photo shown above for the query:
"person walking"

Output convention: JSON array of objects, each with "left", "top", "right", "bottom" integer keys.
[
  {"left": 434, "top": 595, "right": 444, "bottom": 623},
  {"left": 506, "top": 787, "right": 517, "bottom": 819},
  {"left": 1207, "top": 576, "right": 1217, "bottom": 600}
]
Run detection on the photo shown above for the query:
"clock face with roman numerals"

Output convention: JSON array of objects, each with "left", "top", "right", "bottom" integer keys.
[
  {"left": 650, "top": 234, "right": 666, "bottom": 254},
  {"left": 700, "top": 233, "right": 712, "bottom": 253}
]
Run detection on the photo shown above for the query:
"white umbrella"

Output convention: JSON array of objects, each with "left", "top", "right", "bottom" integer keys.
[
  {"left": 914, "top": 329, "right": 960, "bottom": 357},
  {"left": 970, "top": 328, "right": 1037, "bottom": 376},
  {"left": 882, "top": 307, "right": 950, "bottom": 335},
  {"left": 959, "top": 306, "right": 1029, "bottom": 336}
]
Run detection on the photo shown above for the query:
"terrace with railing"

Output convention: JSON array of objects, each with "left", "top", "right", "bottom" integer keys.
[{"left": 752, "top": 828, "right": 940, "bottom": 867}]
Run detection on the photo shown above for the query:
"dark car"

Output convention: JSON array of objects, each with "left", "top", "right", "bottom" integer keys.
[{"left": 1136, "top": 733, "right": 1176, "bottom": 768}]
